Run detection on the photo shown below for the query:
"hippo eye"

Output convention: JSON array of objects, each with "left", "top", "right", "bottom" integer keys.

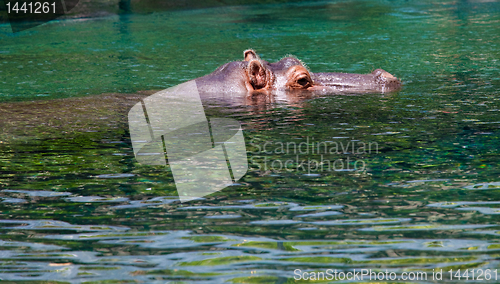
[
  {"left": 297, "top": 77, "right": 310, "bottom": 87},
  {"left": 285, "top": 66, "right": 313, "bottom": 90},
  {"left": 294, "top": 75, "right": 312, "bottom": 89}
]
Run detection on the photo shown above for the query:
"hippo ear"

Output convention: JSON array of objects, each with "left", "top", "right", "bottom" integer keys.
[
  {"left": 247, "top": 60, "right": 268, "bottom": 90},
  {"left": 244, "top": 49, "right": 259, "bottom": 61}
]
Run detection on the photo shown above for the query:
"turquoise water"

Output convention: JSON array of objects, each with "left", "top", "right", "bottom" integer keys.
[{"left": 2, "top": 0, "right": 500, "bottom": 283}]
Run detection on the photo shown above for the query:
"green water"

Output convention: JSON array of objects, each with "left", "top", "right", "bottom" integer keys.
[{"left": 2, "top": 0, "right": 500, "bottom": 283}]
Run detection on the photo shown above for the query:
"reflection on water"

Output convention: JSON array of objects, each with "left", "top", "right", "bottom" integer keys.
[
  {"left": 2, "top": 0, "right": 500, "bottom": 282},
  {"left": 0, "top": 193, "right": 499, "bottom": 282}
]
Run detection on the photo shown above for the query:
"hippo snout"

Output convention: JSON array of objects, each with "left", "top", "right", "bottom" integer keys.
[
  {"left": 372, "top": 69, "right": 401, "bottom": 92},
  {"left": 310, "top": 69, "right": 401, "bottom": 93}
]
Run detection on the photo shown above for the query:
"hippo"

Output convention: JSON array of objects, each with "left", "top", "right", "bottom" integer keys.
[{"left": 195, "top": 49, "right": 401, "bottom": 95}]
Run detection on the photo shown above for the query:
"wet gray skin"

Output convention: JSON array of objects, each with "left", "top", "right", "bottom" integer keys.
[{"left": 195, "top": 49, "right": 401, "bottom": 95}]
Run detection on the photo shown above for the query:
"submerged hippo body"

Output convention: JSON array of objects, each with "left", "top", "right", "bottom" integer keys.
[{"left": 195, "top": 49, "right": 401, "bottom": 96}]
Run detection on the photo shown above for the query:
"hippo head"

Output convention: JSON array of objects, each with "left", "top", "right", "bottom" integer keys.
[
  {"left": 243, "top": 49, "right": 313, "bottom": 92},
  {"left": 195, "top": 49, "right": 401, "bottom": 95},
  {"left": 242, "top": 49, "right": 401, "bottom": 94}
]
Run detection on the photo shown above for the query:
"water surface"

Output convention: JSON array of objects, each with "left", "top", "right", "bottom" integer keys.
[{"left": 2, "top": 0, "right": 500, "bottom": 283}]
